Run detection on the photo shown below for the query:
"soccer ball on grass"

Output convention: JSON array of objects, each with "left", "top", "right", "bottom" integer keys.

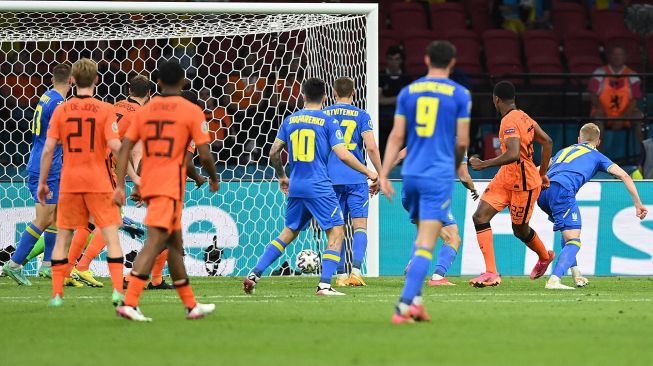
[{"left": 296, "top": 250, "right": 320, "bottom": 274}]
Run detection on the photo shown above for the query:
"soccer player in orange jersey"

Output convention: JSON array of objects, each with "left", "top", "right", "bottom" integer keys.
[
  {"left": 468, "top": 81, "right": 554, "bottom": 287},
  {"left": 113, "top": 60, "right": 219, "bottom": 321},
  {"left": 72, "top": 75, "right": 157, "bottom": 288},
  {"left": 37, "top": 58, "right": 125, "bottom": 307}
]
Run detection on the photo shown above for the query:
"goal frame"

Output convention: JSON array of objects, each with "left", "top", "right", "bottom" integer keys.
[{"left": 0, "top": 1, "right": 380, "bottom": 276}]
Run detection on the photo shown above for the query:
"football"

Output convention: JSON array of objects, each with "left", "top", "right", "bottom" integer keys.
[{"left": 296, "top": 249, "right": 320, "bottom": 274}]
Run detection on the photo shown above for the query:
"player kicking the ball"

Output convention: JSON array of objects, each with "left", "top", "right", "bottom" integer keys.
[
  {"left": 114, "top": 60, "right": 220, "bottom": 321},
  {"left": 468, "top": 81, "right": 554, "bottom": 287},
  {"left": 324, "top": 77, "right": 382, "bottom": 287},
  {"left": 38, "top": 58, "right": 125, "bottom": 307},
  {"left": 243, "top": 77, "right": 378, "bottom": 296},
  {"left": 539, "top": 123, "right": 648, "bottom": 289},
  {"left": 380, "top": 41, "right": 470, "bottom": 323}
]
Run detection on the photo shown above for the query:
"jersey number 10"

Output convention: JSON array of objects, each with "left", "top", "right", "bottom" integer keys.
[
  {"left": 290, "top": 129, "right": 315, "bottom": 162},
  {"left": 416, "top": 97, "right": 439, "bottom": 137}
]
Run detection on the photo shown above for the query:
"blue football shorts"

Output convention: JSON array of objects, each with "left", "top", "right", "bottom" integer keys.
[
  {"left": 27, "top": 173, "right": 60, "bottom": 204},
  {"left": 401, "top": 176, "right": 454, "bottom": 224},
  {"left": 333, "top": 183, "right": 369, "bottom": 219},
  {"left": 537, "top": 181, "right": 582, "bottom": 231},
  {"left": 285, "top": 191, "right": 345, "bottom": 231}
]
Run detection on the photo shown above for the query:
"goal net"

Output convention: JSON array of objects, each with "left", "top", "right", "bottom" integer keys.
[{"left": 0, "top": 2, "right": 378, "bottom": 277}]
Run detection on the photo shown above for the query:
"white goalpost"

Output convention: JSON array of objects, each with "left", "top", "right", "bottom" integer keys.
[{"left": 0, "top": 2, "right": 380, "bottom": 277}]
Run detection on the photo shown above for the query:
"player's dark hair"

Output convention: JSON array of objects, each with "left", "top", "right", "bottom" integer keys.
[
  {"left": 493, "top": 81, "right": 515, "bottom": 101},
  {"left": 128, "top": 75, "right": 151, "bottom": 98},
  {"left": 302, "top": 77, "right": 326, "bottom": 103},
  {"left": 157, "top": 60, "right": 185, "bottom": 87},
  {"left": 52, "top": 63, "right": 71, "bottom": 84},
  {"left": 426, "top": 40, "right": 456, "bottom": 68},
  {"left": 333, "top": 77, "right": 355, "bottom": 98},
  {"left": 386, "top": 45, "right": 404, "bottom": 58}
]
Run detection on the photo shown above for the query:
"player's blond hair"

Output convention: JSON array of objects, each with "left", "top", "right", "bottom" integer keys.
[
  {"left": 580, "top": 123, "right": 601, "bottom": 143},
  {"left": 71, "top": 58, "right": 97, "bottom": 88}
]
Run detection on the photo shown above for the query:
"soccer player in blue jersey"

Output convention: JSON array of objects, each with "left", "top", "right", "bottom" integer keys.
[
  {"left": 2, "top": 64, "right": 71, "bottom": 286},
  {"left": 324, "top": 77, "right": 382, "bottom": 287},
  {"left": 380, "top": 41, "right": 470, "bottom": 324},
  {"left": 539, "top": 123, "right": 648, "bottom": 289},
  {"left": 243, "top": 78, "right": 378, "bottom": 296}
]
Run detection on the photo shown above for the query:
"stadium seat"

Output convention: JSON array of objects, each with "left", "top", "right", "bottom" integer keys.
[
  {"left": 647, "top": 34, "right": 653, "bottom": 70},
  {"left": 483, "top": 30, "right": 520, "bottom": 64},
  {"left": 389, "top": 2, "right": 428, "bottom": 31},
  {"left": 591, "top": 9, "right": 628, "bottom": 38},
  {"left": 486, "top": 60, "right": 525, "bottom": 85},
  {"left": 602, "top": 29, "right": 643, "bottom": 72},
  {"left": 563, "top": 30, "right": 601, "bottom": 62},
  {"left": 402, "top": 30, "right": 439, "bottom": 76},
  {"left": 430, "top": 3, "right": 467, "bottom": 35},
  {"left": 567, "top": 55, "right": 602, "bottom": 85},
  {"left": 445, "top": 29, "right": 482, "bottom": 75},
  {"left": 523, "top": 30, "right": 561, "bottom": 65},
  {"left": 527, "top": 58, "right": 565, "bottom": 85},
  {"left": 551, "top": 3, "right": 587, "bottom": 39},
  {"left": 466, "top": 0, "right": 494, "bottom": 35}
]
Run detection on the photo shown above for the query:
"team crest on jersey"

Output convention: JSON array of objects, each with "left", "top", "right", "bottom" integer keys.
[
  {"left": 201, "top": 121, "right": 209, "bottom": 134},
  {"left": 336, "top": 130, "right": 344, "bottom": 139},
  {"left": 112, "top": 122, "right": 119, "bottom": 133},
  {"left": 504, "top": 128, "right": 515, "bottom": 134}
]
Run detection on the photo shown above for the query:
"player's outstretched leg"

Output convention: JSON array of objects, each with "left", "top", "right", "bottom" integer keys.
[
  {"left": 348, "top": 220, "right": 368, "bottom": 287},
  {"left": 74, "top": 229, "right": 105, "bottom": 287},
  {"left": 49, "top": 228, "right": 75, "bottom": 307},
  {"left": 165, "top": 230, "right": 214, "bottom": 320},
  {"left": 429, "top": 225, "right": 460, "bottom": 286},
  {"left": 244, "top": 228, "right": 298, "bottom": 294},
  {"left": 316, "top": 225, "right": 345, "bottom": 296},
  {"left": 514, "top": 225, "right": 554, "bottom": 279},
  {"left": 546, "top": 235, "right": 581, "bottom": 290},
  {"left": 148, "top": 249, "right": 173, "bottom": 290},
  {"left": 393, "top": 220, "right": 441, "bottom": 324},
  {"left": 470, "top": 201, "right": 501, "bottom": 287}
]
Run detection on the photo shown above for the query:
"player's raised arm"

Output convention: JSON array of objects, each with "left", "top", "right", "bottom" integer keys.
[
  {"left": 470, "top": 137, "right": 520, "bottom": 170},
  {"left": 608, "top": 164, "right": 648, "bottom": 219},
  {"left": 533, "top": 122, "right": 553, "bottom": 187}
]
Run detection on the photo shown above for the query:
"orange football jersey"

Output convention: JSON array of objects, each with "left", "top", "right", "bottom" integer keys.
[
  {"left": 125, "top": 95, "right": 210, "bottom": 201},
  {"left": 47, "top": 96, "right": 119, "bottom": 193},
  {"left": 495, "top": 109, "right": 542, "bottom": 191}
]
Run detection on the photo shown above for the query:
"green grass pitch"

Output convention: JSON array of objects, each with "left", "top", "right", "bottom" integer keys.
[{"left": 1, "top": 276, "right": 653, "bottom": 366}]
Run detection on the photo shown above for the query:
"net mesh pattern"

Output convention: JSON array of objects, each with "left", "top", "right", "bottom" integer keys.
[{"left": 0, "top": 11, "right": 369, "bottom": 277}]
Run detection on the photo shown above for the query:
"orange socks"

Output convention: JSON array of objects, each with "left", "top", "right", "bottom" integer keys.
[
  {"left": 107, "top": 257, "right": 124, "bottom": 293},
  {"left": 175, "top": 279, "right": 197, "bottom": 309},
  {"left": 150, "top": 249, "right": 168, "bottom": 286},
  {"left": 124, "top": 272, "right": 148, "bottom": 307},
  {"left": 475, "top": 223, "right": 497, "bottom": 274},
  {"left": 76, "top": 231, "right": 106, "bottom": 272},
  {"left": 51, "top": 259, "right": 68, "bottom": 298},
  {"left": 68, "top": 227, "right": 92, "bottom": 275},
  {"left": 525, "top": 229, "right": 549, "bottom": 261}
]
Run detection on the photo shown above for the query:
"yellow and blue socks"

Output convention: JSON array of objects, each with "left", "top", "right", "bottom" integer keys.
[
  {"left": 43, "top": 226, "right": 57, "bottom": 263},
  {"left": 434, "top": 243, "right": 457, "bottom": 277},
  {"left": 398, "top": 245, "right": 433, "bottom": 311},
  {"left": 552, "top": 238, "right": 581, "bottom": 278},
  {"left": 560, "top": 235, "right": 578, "bottom": 268},
  {"left": 253, "top": 237, "right": 287, "bottom": 277},
  {"left": 320, "top": 249, "right": 341, "bottom": 285},
  {"left": 10, "top": 223, "right": 43, "bottom": 266},
  {"left": 352, "top": 227, "right": 367, "bottom": 269}
]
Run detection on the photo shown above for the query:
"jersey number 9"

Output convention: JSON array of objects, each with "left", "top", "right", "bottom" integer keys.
[
  {"left": 416, "top": 97, "right": 439, "bottom": 137},
  {"left": 290, "top": 129, "right": 315, "bottom": 162}
]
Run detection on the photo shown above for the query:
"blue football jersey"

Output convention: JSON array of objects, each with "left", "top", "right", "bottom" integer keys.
[
  {"left": 26, "top": 89, "right": 65, "bottom": 177},
  {"left": 276, "top": 109, "right": 345, "bottom": 198},
  {"left": 395, "top": 77, "right": 471, "bottom": 181},
  {"left": 324, "top": 103, "right": 373, "bottom": 185},
  {"left": 547, "top": 143, "right": 615, "bottom": 193}
]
